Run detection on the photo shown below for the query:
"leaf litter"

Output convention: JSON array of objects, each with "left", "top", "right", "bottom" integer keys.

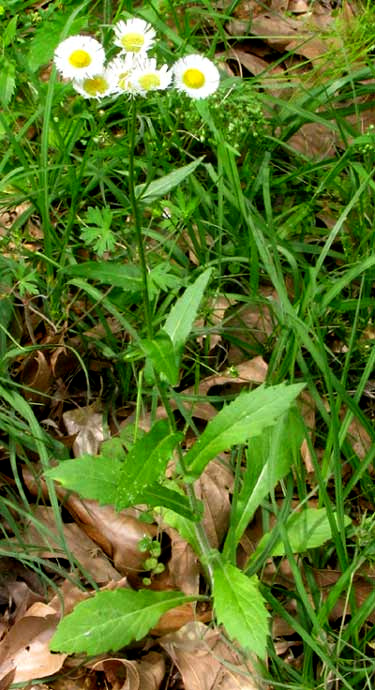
[{"left": 1, "top": 1, "right": 374, "bottom": 688}]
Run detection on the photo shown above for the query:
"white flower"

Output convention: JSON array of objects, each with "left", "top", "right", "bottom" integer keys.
[
  {"left": 113, "top": 17, "right": 156, "bottom": 54},
  {"left": 106, "top": 53, "right": 141, "bottom": 94},
  {"left": 54, "top": 35, "right": 105, "bottom": 80},
  {"left": 173, "top": 54, "right": 220, "bottom": 99},
  {"left": 129, "top": 58, "right": 172, "bottom": 95},
  {"left": 72, "top": 70, "right": 115, "bottom": 99}
]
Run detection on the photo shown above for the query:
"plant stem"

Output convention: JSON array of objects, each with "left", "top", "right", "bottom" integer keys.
[
  {"left": 128, "top": 99, "right": 153, "bottom": 340},
  {"left": 156, "top": 377, "right": 216, "bottom": 586},
  {"left": 128, "top": 101, "right": 215, "bottom": 585}
]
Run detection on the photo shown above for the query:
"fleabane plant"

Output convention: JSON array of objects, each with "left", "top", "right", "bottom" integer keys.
[
  {"left": 53, "top": 16, "right": 221, "bottom": 100},
  {"left": 46, "top": 12, "right": 330, "bottom": 668}
]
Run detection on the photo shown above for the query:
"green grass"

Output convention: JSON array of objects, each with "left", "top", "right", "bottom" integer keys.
[{"left": 1, "top": 0, "right": 375, "bottom": 686}]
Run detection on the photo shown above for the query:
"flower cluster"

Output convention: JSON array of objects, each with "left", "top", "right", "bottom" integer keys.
[{"left": 54, "top": 17, "right": 220, "bottom": 100}]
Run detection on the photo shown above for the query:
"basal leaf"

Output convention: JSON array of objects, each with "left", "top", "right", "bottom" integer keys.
[
  {"left": 184, "top": 383, "right": 305, "bottom": 482},
  {"left": 64, "top": 262, "right": 142, "bottom": 291},
  {"left": 163, "top": 268, "right": 212, "bottom": 351},
  {"left": 251, "top": 508, "right": 352, "bottom": 560},
  {"left": 46, "top": 454, "right": 122, "bottom": 506},
  {"left": 140, "top": 332, "right": 180, "bottom": 386},
  {"left": 50, "top": 588, "right": 193, "bottom": 655},
  {"left": 213, "top": 562, "right": 269, "bottom": 658},
  {"left": 136, "top": 158, "right": 204, "bottom": 204},
  {"left": 115, "top": 420, "right": 183, "bottom": 509}
]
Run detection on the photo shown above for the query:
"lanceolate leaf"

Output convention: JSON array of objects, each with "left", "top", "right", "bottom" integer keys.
[
  {"left": 251, "top": 508, "right": 352, "bottom": 561},
  {"left": 65, "top": 262, "right": 142, "bottom": 290},
  {"left": 50, "top": 589, "right": 194, "bottom": 655},
  {"left": 115, "top": 420, "right": 183, "bottom": 509},
  {"left": 223, "top": 410, "right": 303, "bottom": 556},
  {"left": 184, "top": 383, "right": 305, "bottom": 482},
  {"left": 136, "top": 157, "right": 204, "bottom": 204},
  {"left": 46, "top": 455, "right": 122, "bottom": 506},
  {"left": 213, "top": 562, "right": 269, "bottom": 658},
  {"left": 164, "top": 268, "right": 212, "bottom": 352},
  {"left": 140, "top": 332, "right": 180, "bottom": 386}
]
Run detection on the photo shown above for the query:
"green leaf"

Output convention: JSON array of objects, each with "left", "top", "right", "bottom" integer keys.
[
  {"left": 3, "top": 15, "right": 18, "bottom": 47},
  {"left": 50, "top": 588, "right": 194, "bottom": 655},
  {"left": 0, "top": 58, "right": 16, "bottom": 107},
  {"left": 116, "top": 420, "right": 183, "bottom": 509},
  {"left": 141, "top": 484, "right": 201, "bottom": 521},
  {"left": 136, "top": 158, "right": 204, "bottom": 204},
  {"left": 64, "top": 262, "right": 142, "bottom": 290},
  {"left": 27, "top": 12, "right": 87, "bottom": 72},
  {"left": 140, "top": 332, "right": 180, "bottom": 386},
  {"left": 46, "top": 454, "right": 122, "bottom": 506},
  {"left": 223, "top": 410, "right": 304, "bottom": 556},
  {"left": 252, "top": 508, "right": 352, "bottom": 560},
  {"left": 213, "top": 562, "right": 269, "bottom": 658},
  {"left": 160, "top": 507, "right": 201, "bottom": 554},
  {"left": 80, "top": 207, "right": 116, "bottom": 256},
  {"left": 164, "top": 268, "right": 212, "bottom": 351},
  {"left": 184, "top": 382, "right": 305, "bottom": 482}
]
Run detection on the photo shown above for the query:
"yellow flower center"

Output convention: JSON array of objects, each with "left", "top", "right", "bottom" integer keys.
[
  {"left": 183, "top": 68, "right": 205, "bottom": 89},
  {"left": 69, "top": 49, "right": 92, "bottom": 69},
  {"left": 121, "top": 32, "right": 145, "bottom": 52},
  {"left": 138, "top": 73, "right": 161, "bottom": 90},
  {"left": 82, "top": 76, "right": 109, "bottom": 96},
  {"left": 118, "top": 71, "right": 131, "bottom": 90}
]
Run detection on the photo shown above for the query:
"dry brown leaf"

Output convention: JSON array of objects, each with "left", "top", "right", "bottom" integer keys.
[
  {"left": 61, "top": 497, "right": 156, "bottom": 579},
  {"left": 23, "top": 506, "right": 121, "bottom": 583},
  {"left": 63, "top": 405, "right": 106, "bottom": 456},
  {"left": 160, "top": 622, "right": 264, "bottom": 690},
  {"left": 23, "top": 468, "right": 155, "bottom": 581},
  {"left": 183, "top": 358, "right": 268, "bottom": 398},
  {"left": 288, "top": 0, "right": 309, "bottom": 13},
  {"left": 20, "top": 351, "right": 52, "bottom": 404},
  {"left": 90, "top": 652, "right": 165, "bottom": 690},
  {"left": 298, "top": 390, "right": 316, "bottom": 474},
  {"left": 196, "top": 295, "right": 234, "bottom": 351},
  {"left": 166, "top": 529, "right": 200, "bottom": 595},
  {"left": 196, "top": 459, "right": 234, "bottom": 549},
  {"left": 288, "top": 122, "right": 337, "bottom": 159},
  {"left": 0, "top": 603, "right": 66, "bottom": 684}
]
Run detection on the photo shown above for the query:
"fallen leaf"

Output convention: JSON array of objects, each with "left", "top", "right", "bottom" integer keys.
[
  {"left": 90, "top": 651, "right": 165, "bottom": 690},
  {"left": 196, "top": 459, "right": 234, "bottom": 549},
  {"left": 23, "top": 506, "right": 121, "bottom": 583},
  {"left": 160, "top": 622, "right": 264, "bottom": 689},
  {"left": 0, "top": 603, "right": 66, "bottom": 684}
]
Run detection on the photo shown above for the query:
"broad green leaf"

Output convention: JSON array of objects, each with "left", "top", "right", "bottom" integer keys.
[
  {"left": 223, "top": 410, "right": 303, "bottom": 556},
  {"left": 213, "top": 562, "right": 269, "bottom": 658},
  {"left": 136, "top": 158, "right": 204, "bottom": 204},
  {"left": 64, "top": 262, "right": 142, "bottom": 291},
  {"left": 164, "top": 268, "right": 212, "bottom": 351},
  {"left": 251, "top": 508, "right": 352, "bottom": 560},
  {"left": 115, "top": 420, "right": 183, "bottom": 509},
  {"left": 184, "top": 383, "right": 305, "bottom": 482},
  {"left": 0, "top": 58, "right": 16, "bottom": 107},
  {"left": 46, "top": 454, "right": 122, "bottom": 506},
  {"left": 50, "top": 588, "right": 194, "bottom": 655},
  {"left": 141, "top": 484, "right": 201, "bottom": 521},
  {"left": 140, "top": 332, "right": 180, "bottom": 386}
]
